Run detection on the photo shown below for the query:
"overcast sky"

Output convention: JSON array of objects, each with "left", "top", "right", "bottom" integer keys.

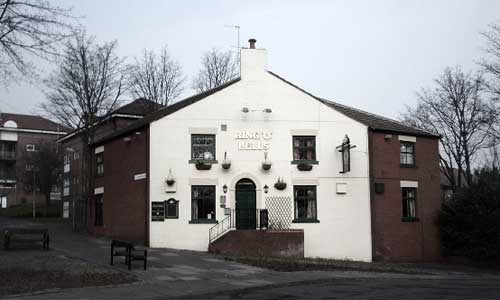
[{"left": 1, "top": 0, "right": 499, "bottom": 120}]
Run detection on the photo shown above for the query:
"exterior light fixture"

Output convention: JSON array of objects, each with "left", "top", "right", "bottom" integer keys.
[
  {"left": 263, "top": 184, "right": 269, "bottom": 194},
  {"left": 241, "top": 107, "right": 249, "bottom": 113},
  {"left": 223, "top": 184, "right": 228, "bottom": 194},
  {"left": 263, "top": 108, "right": 272, "bottom": 113}
]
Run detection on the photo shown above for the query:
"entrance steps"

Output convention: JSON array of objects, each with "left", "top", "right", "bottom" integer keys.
[{"left": 208, "top": 229, "right": 304, "bottom": 258}]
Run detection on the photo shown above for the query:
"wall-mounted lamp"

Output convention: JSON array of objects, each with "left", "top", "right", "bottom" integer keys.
[
  {"left": 263, "top": 184, "right": 269, "bottom": 194},
  {"left": 123, "top": 137, "right": 132, "bottom": 142},
  {"left": 222, "top": 184, "right": 228, "bottom": 194},
  {"left": 262, "top": 108, "right": 272, "bottom": 113}
]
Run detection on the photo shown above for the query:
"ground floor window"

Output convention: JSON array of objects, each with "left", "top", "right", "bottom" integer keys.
[
  {"left": 293, "top": 185, "right": 318, "bottom": 222},
  {"left": 95, "top": 194, "right": 103, "bottom": 226},
  {"left": 191, "top": 185, "right": 215, "bottom": 222},
  {"left": 402, "top": 187, "right": 417, "bottom": 220}
]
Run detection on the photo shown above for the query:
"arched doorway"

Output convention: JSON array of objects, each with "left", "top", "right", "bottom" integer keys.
[{"left": 235, "top": 178, "right": 256, "bottom": 230}]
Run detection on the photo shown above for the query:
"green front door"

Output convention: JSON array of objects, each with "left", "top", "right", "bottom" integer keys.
[{"left": 235, "top": 178, "right": 256, "bottom": 230}]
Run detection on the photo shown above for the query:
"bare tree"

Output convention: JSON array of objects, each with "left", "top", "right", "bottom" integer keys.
[
  {"left": 402, "top": 67, "right": 496, "bottom": 189},
  {"left": 127, "top": 47, "right": 184, "bottom": 107},
  {"left": 481, "top": 21, "right": 500, "bottom": 99},
  {"left": 41, "top": 31, "right": 124, "bottom": 225},
  {"left": 41, "top": 31, "right": 124, "bottom": 132},
  {"left": 0, "top": 0, "right": 75, "bottom": 82},
  {"left": 480, "top": 21, "right": 500, "bottom": 141},
  {"left": 20, "top": 142, "right": 62, "bottom": 216},
  {"left": 192, "top": 48, "right": 238, "bottom": 93}
]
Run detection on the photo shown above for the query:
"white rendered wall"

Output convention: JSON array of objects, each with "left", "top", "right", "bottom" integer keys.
[{"left": 148, "top": 48, "right": 372, "bottom": 262}]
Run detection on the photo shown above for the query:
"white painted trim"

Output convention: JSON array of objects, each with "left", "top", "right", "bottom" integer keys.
[
  {"left": 290, "top": 129, "right": 318, "bottom": 136},
  {"left": 400, "top": 180, "right": 418, "bottom": 188},
  {"left": 94, "top": 187, "right": 104, "bottom": 195},
  {"left": 188, "top": 178, "right": 219, "bottom": 185},
  {"left": 398, "top": 135, "right": 416, "bottom": 142},
  {"left": 188, "top": 127, "right": 218, "bottom": 134},
  {"left": 134, "top": 173, "right": 147, "bottom": 180},
  {"left": 95, "top": 146, "right": 104, "bottom": 154},
  {"left": 0, "top": 127, "right": 67, "bottom": 135},
  {"left": 292, "top": 178, "right": 319, "bottom": 186}
]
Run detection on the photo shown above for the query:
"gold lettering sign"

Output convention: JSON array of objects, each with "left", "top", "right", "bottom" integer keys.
[{"left": 234, "top": 130, "right": 272, "bottom": 150}]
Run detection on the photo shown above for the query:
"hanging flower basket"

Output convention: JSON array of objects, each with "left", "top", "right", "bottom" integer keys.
[
  {"left": 262, "top": 162, "right": 272, "bottom": 171},
  {"left": 166, "top": 168, "right": 176, "bottom": 185},
  {"left": 297, "top": 163, "right": 313, "bottom": 171},
  {"left": 274, "top": 177, "right": 287, "bottom": 190},
  {"left": 221, "top": 152, "right": 231, "bottom": 170},
  {"left": 262, "top": 151, "right": 272, "bottom": 171},
  {"left": 195, "top": 160, "right": 211, "bottom": 170}
]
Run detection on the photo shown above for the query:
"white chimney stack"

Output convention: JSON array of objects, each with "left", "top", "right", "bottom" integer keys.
[{"left": 240, "top": 38, "right": 267, "bottom": 81}]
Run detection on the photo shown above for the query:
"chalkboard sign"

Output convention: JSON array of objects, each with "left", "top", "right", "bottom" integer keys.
[{"left": 152, "top": 201, "right": 165, "bottom": 221}]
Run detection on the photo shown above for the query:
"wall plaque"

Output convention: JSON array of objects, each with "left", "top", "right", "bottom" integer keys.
[{"left": 151, "top": 201, "right": 165, "bottom": 221}]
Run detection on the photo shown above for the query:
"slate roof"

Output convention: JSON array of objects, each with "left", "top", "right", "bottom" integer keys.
[
  {"left": 318, "top": 99, "right": 439, "bottom": 138},
  {"left": 92, "top": 78, "right": 241, "bottom": 145},
  {"left": 58, "top": 98, "right": 165, "bottom": 143},
  {"left": 113, "top": 98, "right": 164, "bottom": 116},
  {"left": 0, "top": 113, "right": 70, "bottom": 133},
  {"left": 267, "top": 71, "right": 439, "bottom": 138},
  {"left": 94, "top": 70, "right": 439, "bottom": 145}
]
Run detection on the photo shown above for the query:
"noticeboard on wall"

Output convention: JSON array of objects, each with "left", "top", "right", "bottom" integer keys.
[{"left": 152, "top": 201, "right": 165, "bottom": 221}]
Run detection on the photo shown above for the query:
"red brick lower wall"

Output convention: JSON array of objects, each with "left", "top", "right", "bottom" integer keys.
[{"left": 209, "top": 230, "right": 304, "bottom": 258}]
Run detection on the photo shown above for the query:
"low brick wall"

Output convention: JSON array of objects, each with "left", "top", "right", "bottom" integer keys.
[{"left": 208, "top": 229, "right": 304, "bottom": 258}]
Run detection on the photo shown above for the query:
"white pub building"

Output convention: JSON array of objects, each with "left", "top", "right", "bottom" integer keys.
[{"left": 90, "top": 39, "right": 441, "bottom": 262}]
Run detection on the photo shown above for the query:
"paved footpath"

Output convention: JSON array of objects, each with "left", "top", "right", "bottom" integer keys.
[{"left": 1, "top": 217, "right": 500, "bottom": 300}]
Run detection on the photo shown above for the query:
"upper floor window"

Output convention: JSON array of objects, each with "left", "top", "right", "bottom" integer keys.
[
  {"left": 400, "top": 142, "right": 415, "bottom": 166},
  {"left": 96, "top": 153, "right": 104, "bottom": 176},
  {"left": 191, "top": 185, "right": 216, "bottom": 222},
  {"left": 293, "top": 185, "right": 318, "bottom": 222},
  {"left": 402, "top": 187, "right": 417, "bottom": 220},
  {"left": 292, "top": 136, "right": 316, "bottom": 161},
  {"left": 26, "top": 144, "right": 40, "bottom": 152},
  {"left": 63, "top": 178, "right": 70, "bottom": 196},
  {"left": 191, "top": 134, "right": 216, "bottom": 161}
]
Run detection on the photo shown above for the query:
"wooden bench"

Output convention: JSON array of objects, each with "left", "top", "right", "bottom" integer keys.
[
  {"left": 110, "top": 240, "right": 147, "bottom": 270},
  {"left": 3, "top": 228, "right": 50, "bottom": 250}
]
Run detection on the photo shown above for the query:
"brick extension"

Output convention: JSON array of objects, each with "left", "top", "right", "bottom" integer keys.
[
  {"left": 369, "top": 132, "right": 441, "bottom": 261},
  {"left": 209, "top": 230, "right": 304, "bottom": 258}
]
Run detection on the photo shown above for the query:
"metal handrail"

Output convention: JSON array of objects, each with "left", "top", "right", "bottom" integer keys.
[
  {"left": 208, "top": 209, "right": 269, "bottom": 243},
  {"left": 209, "top": 213, "right": 234, "bottom": 243}
]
